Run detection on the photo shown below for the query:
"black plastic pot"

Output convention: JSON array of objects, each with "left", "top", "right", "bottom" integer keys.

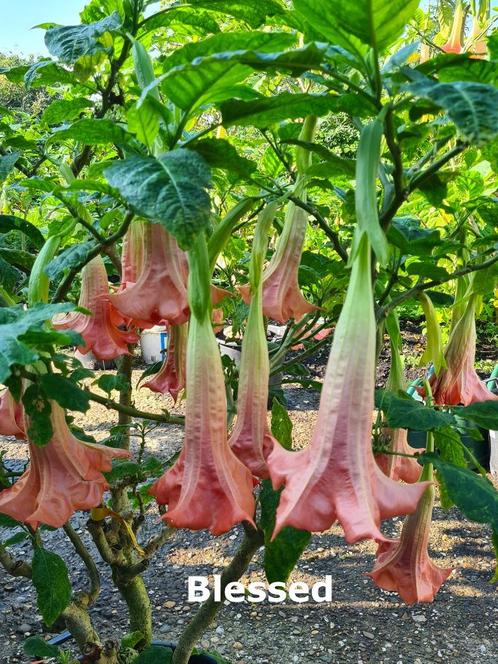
[
  {"left": 44, "top": 633, "right": 218, "bottom": 664},
  {"left": 407, "top": 429, "right": 491, "bottom": 471},
  {"left": 152, "top": 641, "right": 219, "bottom": 663}
]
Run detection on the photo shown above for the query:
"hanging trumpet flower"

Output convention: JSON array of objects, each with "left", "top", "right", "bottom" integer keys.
[
  {"left": 0, "top": 389, "right": 24, "bottom": 438},
  {"left": 0, "top": 401, "right": 129, "bottom": 528},
  {"left": 142, "top": 323, "right": 187, "bottom": 403},
  {"left": 369, "top": 436, "right": 452, "bottom": 603},
  {"left": 150, "top": 234, "right": 255, "bottom": 535},
  {"left": 111, "top": 222, "right": 190, "bottom": 328},
  {"left": 120, "top": 219, "right": 144, "bottom": 289},
  {"left": 240, "top": 117, "right": 317, "bottom": 323},
  {"left": 53, "top": 255, "right": 138, "bottom": 360},
  {"left": 430, "top": 294, "right": 498, "bottom": 406},
  {"left": 442, "top": 0, "right": 466, "bottom": 53},
  {"left": 229, "top": 203, "right": 279, "bottom": 479},
  {"left": 267, "top": 237, "right": 429, "bottom": 543},
  {"left": 376, "top": 313, "right": 424, "bottom": 484}
]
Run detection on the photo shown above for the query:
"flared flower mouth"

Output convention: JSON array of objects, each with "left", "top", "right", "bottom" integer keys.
[
  {"left": 53, "top": 255, "right": 138, "bottom": 360},
  {"left": 430, "top": 295, "right": 498, "bottom": 406},
  {"left": 368, "top": 484, "right": 452, "bottom": 604},
  {"left": 267, "top": 237, "right": 429, "bottom": 543},
  {"left": 0, "top": 401, "right": 129, "bottom": 529}
]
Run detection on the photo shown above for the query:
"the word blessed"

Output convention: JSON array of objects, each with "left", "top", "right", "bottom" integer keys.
[{"left": 188, "top": 575, "right": 332, "bottom": 603}]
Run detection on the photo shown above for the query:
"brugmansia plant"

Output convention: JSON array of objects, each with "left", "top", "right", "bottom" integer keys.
[{"left": 0, "top": 0, "right": 497, "bottom": 662}]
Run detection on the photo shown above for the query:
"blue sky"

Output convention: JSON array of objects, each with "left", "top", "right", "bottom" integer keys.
[{"left": 0, "top": 0, "right": 86, "bottom": 56}]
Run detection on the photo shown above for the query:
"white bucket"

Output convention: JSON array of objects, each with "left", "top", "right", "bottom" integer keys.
[
  {"left": 490, "top": 430, "right": 498, "bottom": 477},
  {"left": 140, "top": 326, "right": 168, "bottom": 364}
]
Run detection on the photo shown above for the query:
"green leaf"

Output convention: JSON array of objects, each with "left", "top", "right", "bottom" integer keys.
[
  {"left": 0, "top": 215, "right": 45, "bottom": 248},
  {"left": 127, "top": 99, "right": 160, "bottom": 149},
  {"left": 50, "top": 119, "right": 130, "bottom": 146},
  {"left": 420, "top": 453, "right": 498, "bottom": 531},
  {"left": 139, "top": 6, "right": 220, "bottom": 37},
  {"left": 191, "top": 138, "right": 256, "bottom": 180},
  {"left": 433, "top": 427, "right": 466, "bottom": 508},
  {"left": 164, "top": 30, "right": 296, "bottom": 70},
  {"left": 24, "top": 60, "right": 76, "bottom": 87},
  {"left": 41, "top": 98, "right": 93, "bottom": 125},
  {"left": 375, "top": 390, "right": 456, "bottom": 431},
  {"left": 32, "top": 547, "right": 72, "bottom": 626},
  {"left": 456, "top": 400, "right": 498, "bottom": 430},
  {"left": 105, "top": 460, "right": 141, "bottom": 483},
  {"left": 0, "top": 303, "right": 75, "bottom": 384},
  {"left": 45, "top": 12, "right": 122, "bottom": 63},
  {"left": 188, "top": 0, "right": 285, "bottom": 28},
  {"left": 40, "top": 374, "right": 90, "bottom": 413},
  {"left": 259, "top": 480, "right": 311, "bottom": 583},
  {"left": 294, "top": 0, "right": 420, "bottom": 55},
  {"left": 0, "top": 152, "right": 20, "bottom": 182},
  {"left": 22, "top": 384, "right": 53, "bottom": 446},
  {"left": 271, "top": 398, "right": 293, "bottom": 450},
  {"left": 221, "top": 92, "right": 373, "bottom": 127},
  {"left": 0, "top": 248, "right": 35, "bottom": 273},
  {"left": 105, "top": 150, "right": 212, "bottom": 250},
  {"left": 388, "top": 217, "right": 441, "bottom": 255},
  {"left": 23, "top": 636, "right": 60, "bottom": 658},
  {"left": 45, "top": 241, "right": 96, "bottom": 281},
  {"left": 408, "top": 79, "right": 498, "bottom": 145},
  {"left": 0, "top": 514, "right": 22, "bottom": 528},
  {"left": 405, "top": 261, "right": 450, "bottom": 280},
  {"left": 96, "top": 373, "right": 130, "bottom": 394},
  {"left": 3, "top": 531, "right": 29, "bottom": 547},
  {"left": 132, "top": 646, "right": 173, "bottom": 663}
]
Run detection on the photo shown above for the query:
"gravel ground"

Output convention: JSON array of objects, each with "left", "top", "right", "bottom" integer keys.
[{"left": 0, "top": 370, "right": 497, "bottom": 664}]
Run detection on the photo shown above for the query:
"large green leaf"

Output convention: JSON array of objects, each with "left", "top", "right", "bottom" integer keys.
[
  {"left": 23, "top": 636, "right": 60, "bottom": 658},
  {"left": 271, "top": 398, "right": 293, "bottom": 450},
  {"left": 0, "top": 152, "right": 20, "bottom": 182},
  {"left": 0, "top": 215, "right": 45, "bottom": 248},
  {"left": 45, "top": 12, "right": 122, "bottom": 63},
  {"left": 375, "top": 390, "right": 456, "bottom": 431},
  {"left": 456, "top": 400, "right": 498, "bottom": 430},
  {"left": 133, "top": 646, "right": 173, "bottom": 663},
  {"left": 45, "top": 241, "right": 96, "bottom": 282},
  {"left": 50, "top": 119, "right": 130, "bottom": 146},
  {"left": 139, "top": 6, "right": 220, "bottom": 36},
  {"left": 388, "top": 216, "right": 441, "bottom": 255},
  {"left": 190, "top": 138, "right": 256, "bottom": 180},
  {"left": 40, "top": 374, "right": 90, "bottom": 413},
  {"left": 105, "top": 150, "right": 212, "bottom": 249},
  {"left": 260, "top": 480, "right": 311, "bottom": 584},
  {"left": 221, "top": 92, "right": 373, "bottom": 127},
  {"left": 0, "top": 303, "right": 77, "bottom": 384},
  {"left": 420, "top": 453, "right": 498, "bottom": 530},
  {"left": 41, "top": 98, "right": 93, "bottom": 125},
  {"left": 408, "top": 79, "right": 498, "bottom": 145},
  {"left": 32, "top": 547, "right": 72, "bottom": 626},
  {"left": 164, "top": 30, "right": 296, "bottom": 70},
  {"left": 293, "top": 0, "right": 420, "bottom": 55},
  {"left": 188, "top": 0, "right": 286, "bottom": 28}
]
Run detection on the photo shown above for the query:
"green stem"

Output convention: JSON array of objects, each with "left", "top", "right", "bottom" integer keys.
[{"left": 172, "top": 525, "right": 264, "bottom": 664}]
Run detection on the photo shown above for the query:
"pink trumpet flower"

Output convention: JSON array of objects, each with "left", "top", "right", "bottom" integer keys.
[
  {"left": 267, "top": 238, "right": 429, "bottom": 543},
  {"left": 368, "top": 480, "right": 452, "bottom": 604},
  {"left": 442, "top": 1, "right": 465, "bottom": 53},
  {"left": 120, "top": 219, "right": 144, "bottom": 288},
  {"left": 142, "top": 323, "right": 187, "bottom": 403},
  {"left": 150, "top": 237, "right": 255, "bottom": 535},
  {"left": 376, "top": 429, "right": 424, "bottom": 484},
  {"left": 111, "top": 223, "right": 190, "bottom": 328},
  {"left": 0, "top": 389, "right": 24, "bottom": 438},
  {"left": 240, "top": 117, "right": 317, "bottom": 323},
  {"left": 430, "top": 295, "right": 498, "bottom": 406},
  {"left": 53, "top": 255, "right": 138, "bottom": 360},
  {"left": 0, "top": 401, "right": 130, "bottom": 528},
  {"left": 229, "top": 203, "right": 279, "bottom": 479}
]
